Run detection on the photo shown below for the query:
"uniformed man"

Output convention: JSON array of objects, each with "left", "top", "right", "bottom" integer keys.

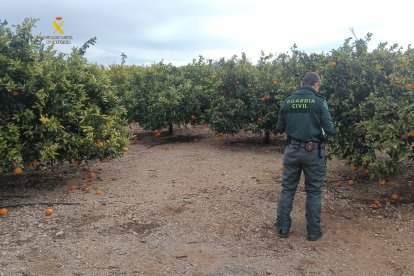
[{"left": 275, "top": 71, "right": 334, "bottom": 241}]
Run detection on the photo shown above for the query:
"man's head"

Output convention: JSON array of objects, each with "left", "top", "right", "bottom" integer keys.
[{"left": 301, "top": 72, "right": 321, "bottom": 92}]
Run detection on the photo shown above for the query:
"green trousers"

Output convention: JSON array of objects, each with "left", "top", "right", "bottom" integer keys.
[{"left": 276, "top": 144, "right": 326, "bottom": 240}]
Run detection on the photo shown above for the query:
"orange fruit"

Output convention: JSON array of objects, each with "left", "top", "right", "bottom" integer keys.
[
  {"left": 95, "top": 190, "right": 103, "bottom": 196},
  {"left": 0, "top": 208, "right": 8, "bottom": 215},
  {"left": 378, "top": 179, "right": 386, "bottom": 186},
  {"left": 348, "top": 179, "right": 354, "bottom": 186},
  {"left": 391, "top": 193, "right": 399, "bottom": 201},
  {"left": 261, "top": 95, "right": 270, "bottom": 101},
  {"left": 88, "top": 172, "right": 96, "bottom": 179},
  {"left": 96, "top": 140, "right": 104, "bottom": 148},
  {"left": 330, "top": 61, "right": 337, "bottom": 67},
  {"left": 14, "top": 167, "right": 23, "bottom": 175},
  {"left": 405, "top": 83, "right": 414, "bottom": 89},
  {"left": 29, "top": 160, "right": 38, "bottom": 169},
  {"left": 45, "top": 208, "right": 53, "bottom": 216},
  {"left": 215, "top": 133, "right": 224, "bottom": 140},
  {"left": 68, "top": 185, "right": 77, "bottom": 191}
]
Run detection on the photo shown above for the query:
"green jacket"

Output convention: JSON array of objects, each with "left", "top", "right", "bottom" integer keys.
[{"left": 276, "top": 85, "right": 334, "bottom": 142}]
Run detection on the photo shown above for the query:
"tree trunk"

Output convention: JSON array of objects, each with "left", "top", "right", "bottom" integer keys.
[
  {"left": 264, "top": 131, "right": 270, "bottom": 144},
  {"left": 168, "top": 123, "right": 173, "bottom": 135}
]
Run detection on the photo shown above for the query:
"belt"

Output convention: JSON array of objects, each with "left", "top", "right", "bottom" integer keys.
[{"left": 288, "top": 138, "right": 325, "bottom": 152}]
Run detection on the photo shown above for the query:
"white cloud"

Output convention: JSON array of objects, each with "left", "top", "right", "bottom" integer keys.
[{"left": 2, "top": 0, "right": 413, "bottom": 65}]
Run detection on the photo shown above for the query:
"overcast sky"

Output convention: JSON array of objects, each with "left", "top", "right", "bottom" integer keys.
[{"left": 2, "top": 0, "right": 413, "bottom": 66}]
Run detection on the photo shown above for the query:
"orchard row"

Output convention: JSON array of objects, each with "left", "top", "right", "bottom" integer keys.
[{"left": 1, "top": 19, "right": 413, "bottom": 180}]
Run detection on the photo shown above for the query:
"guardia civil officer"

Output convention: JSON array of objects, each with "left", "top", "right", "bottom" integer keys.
[{"left": 275, "top": 71, "right": 334, "bottom": 241}]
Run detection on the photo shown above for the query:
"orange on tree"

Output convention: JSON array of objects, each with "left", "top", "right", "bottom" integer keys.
[
  {"left": 405, "top": 83, "right": 414, "bottom": 89},
  {"left": 330, "top": 61, "right": 337, "bottom": 67},
  {"left": 261, "top": 95, "right": 270, "bottom": 101}
]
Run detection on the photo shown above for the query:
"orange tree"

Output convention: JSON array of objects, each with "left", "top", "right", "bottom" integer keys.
[
  {"left": 125, "top": 57, "right": 219, "bottom": 134},
  {"left": 0, "top": 19, "right": 129, "bottom": 174},
  {"left": 260, "top": 48, "right": 326, "bottom": 141},
  {"left": 209, "top": 49, "right": 325, "bottom": 142},
  {"left": 125, "top": 62, "right": 184, "bottom": 134},
  {"left": 321, "top": 34, "right": 414, "bottom": 179},
  {"left": 208, "top": 53, "right": 259, "bottom": 135},
  {"left": 179, "top": 56, "right": 220, "bottom": 126}
]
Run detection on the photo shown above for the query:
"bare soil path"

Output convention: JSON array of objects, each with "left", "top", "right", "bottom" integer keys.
[{"left": 1, "top": 126, "right": 413, "bottom": 276}]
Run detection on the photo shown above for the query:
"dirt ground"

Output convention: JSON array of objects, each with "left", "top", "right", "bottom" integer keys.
[{"left": 1, "top": 125, "right": 413, "bottom": 276}]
